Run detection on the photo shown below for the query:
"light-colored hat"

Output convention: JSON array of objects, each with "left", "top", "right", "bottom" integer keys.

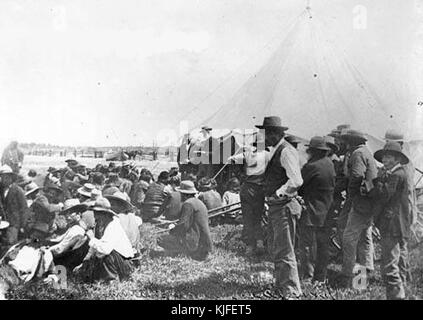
[
  {"left": 176, "top": 180, "right": 198, "bottom": 194},
  {"left": 0, "top": 220, "right": 10, "bottom": 230},
  {"left": 91, "top": 197, "right": 117, "bottom": 216},
  {"left": 374, "top": 141, "right": 409, "bottom": 165},
  {"left": 24, "top": 182, "right": 42, "bottom": 197},
  {"left": 383, "top": 129, "right": 405, "bottom": 142},
  {"left": 0, "top": 165, "right": 15, "bottom": 175},
  {"left": 60, "top": 199, "right": 88, "bottom": 215},
  {"left": 323, "top": 136, "right": 339, "bottom": 153},
  {"left": 77, "top": 183, "right": 96, "bottom": 198}
]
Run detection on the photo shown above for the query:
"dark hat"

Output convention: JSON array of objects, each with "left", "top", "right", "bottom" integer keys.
[
  {"left": 198, "top": 177, "right": 212, "bottom": 189},
  {"left": 374, "top": 141, "right": 409, "bottom": 165},
  {"left": 228, "top": 177, "right": 241, "bottom": 190},
  {"left": 255, "top": 116, "right": 289, "bottom": 131},
  {"left": 91, "top": 197, "right": 117, "bottom": 216},
  {"left": 340, "top": 129, "right": 367, "bottom": 142},
  {"left": 305, "top": 136, "right": 331, "bottom": 151},
  {"left": 105, "top": 192, "right": 134, "bottom": 213},
  {"left": 285, "top": 135, "right": 302, "bottom": 145},
  {"left": 45, "top": 182, "right": 63, "bottom": 193},
  {"left": 383, "top": 129, "right": 405, "bottom": 142},
  {"left": 328, "top": 124, "right": 351, "bottom": 138},
  {"left": 176, "top": 180, "right": 198, "bottom": 194},
  {"left": 158, "top": 171, "right": 170, "bottom": 182},
  {"left": 323, "top": 136, "right": 339, "bottom": 153}
]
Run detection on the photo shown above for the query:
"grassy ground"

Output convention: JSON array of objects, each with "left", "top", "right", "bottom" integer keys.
[{"left": 7, "top": 222, "right": 423, "bottom": 300}]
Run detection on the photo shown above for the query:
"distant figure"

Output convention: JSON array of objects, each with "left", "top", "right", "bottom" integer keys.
[{"left": 1, "top": 141, "right": 24, "bottom": 174}]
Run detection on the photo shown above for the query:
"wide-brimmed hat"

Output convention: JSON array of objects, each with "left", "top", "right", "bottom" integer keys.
[
  {"left": 47, "top": 167, "right": 60, "bottom": 173},
  {"left": 24, "top": 182, "right": 42, "bottom": 197},
  {"left": 60, "top": 199, "right": 89, "bottom": 215},
  {"left": 0, "top": 165, "right": 16, "bottom": 176},
  {"left": 323, "top": 136, "right": 339, "bottom": 153},
  {"left": 340, "top": 129, "right": 367, "bottom": 142},
  {"left": 228, "top": 178, "right": 241, "bottom": 191},
  {"left": 328, "top": 124, "right": 351, "bottom": 138},
  {"left": 305, "top": 136, "right": 331, "bottom": 151},
  {"left": 65, "top": 158, "right": 79, "bottom": 165},
  {"left": 255, "top": 116, "right": 289, "bottom": 131},
  {"left": 176, "top": 180, "right": 198, "bottom": 194},
  {"left": 201, "top": 125, "right": 213, "bottom": 132},
  {"left": 0, "top": 220, "right": 10, "bottom": 230},
  {"left": 44, "top": 182, "right": 63, "bottom": 193},
  {"left": 91, "top": 197, "right": 117, "bottom": 216},
  {"left": 105, "top": 191, "right": 134, "bottom": 213},
  {"left": 374, "top": 141, "right": 409, "bottom": 165},
  {"left": 77, "top": 183, "right": 96, "bottom": 198},
  {"left": 383, "top": 129, "right": 405, "bottom": 142}
]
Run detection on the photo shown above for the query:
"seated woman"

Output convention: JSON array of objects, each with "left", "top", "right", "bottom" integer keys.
[
  {"left": 46, "top": 199, "right": 91, "bottom": 272},
  {"left": 74, "top": 197, "right": 134, "bottom": 283}
]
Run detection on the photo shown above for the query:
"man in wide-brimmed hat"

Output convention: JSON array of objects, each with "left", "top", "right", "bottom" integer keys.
[
  {"left": 157, "top": 181, "right": 212, "bottom": 261},
  {"left": 255, "top": 116, "right": 303, "bottom": 297},
  {"left": 75, "top": 197, "right": 134, "bottom": 282},
  {"left": 338, "top": 129, "right": 378, "bottom": 286},
  {"left": 106, "top": 191, "right": 142, "bottom": 255},
  {"left": 46, "top": 199, "right": 91, "bottom": 272},
  {"left": 0, "top": 165, "right": 28, "bottom": 245},
  {"left": 369, "top": 141, "right": 411, "bottom": 299},
  {"left": 27, "top": 182, "right": 64, "bottom": 240},
  {"left": 381, "top": 129, "right": 416, "bottom": 285},
  {"left": 298, "top": 137, "right": 336, "bottom": 282}
]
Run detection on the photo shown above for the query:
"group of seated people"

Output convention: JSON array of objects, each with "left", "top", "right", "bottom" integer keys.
[{"left": 0, "top": 158, "right": 241, "bottom": 285}]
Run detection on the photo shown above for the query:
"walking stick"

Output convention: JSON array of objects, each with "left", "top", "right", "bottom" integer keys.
[
  {"left": 211, "top": 145, "right": 244, "bottom": 180},
  {"left": 415, "top": 167, "right": 423, "bottom": 188}
]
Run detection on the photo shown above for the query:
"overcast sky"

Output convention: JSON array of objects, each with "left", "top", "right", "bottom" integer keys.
[{"left": 0, "top": 0, "right": 421, "bottom": 148}]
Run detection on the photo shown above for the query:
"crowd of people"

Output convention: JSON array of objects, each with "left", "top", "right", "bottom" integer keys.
[{"left": 0, "top": 115, "right": 419, "bottom": 300}]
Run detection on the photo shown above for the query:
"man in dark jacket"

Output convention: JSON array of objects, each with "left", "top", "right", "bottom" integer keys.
[
  {"left": 0, "top": 165, "right": 28, "bottom": 245},
  {"left": 370, "top": 141, "right": 411, "bottom": 299},
  {"left": 340, "top": 129, "right": 377, "bottom": 285},
  {"left": 142, "top": 171, "right": 170, "bottom": 221},
  {"left": 298, "top": 136, "right": 335, "bottom": 282},
  {"left": 157, "top": 180, "right": 212, "bottom": 261}
]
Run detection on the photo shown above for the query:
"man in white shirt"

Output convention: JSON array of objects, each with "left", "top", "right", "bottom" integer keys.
[
  {"left": 74, "top": 197, "right": 134, "bottom": 282},
  {"left": 228, "top": 134, "right": 268, "bottom": 256},
  {"left": 256, "top": 116, "right": 303, "bottom": 298}
]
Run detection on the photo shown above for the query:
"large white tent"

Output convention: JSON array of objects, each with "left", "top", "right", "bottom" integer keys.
[{"left": 183, "top": 6, "right": 423, "bottom": 186}]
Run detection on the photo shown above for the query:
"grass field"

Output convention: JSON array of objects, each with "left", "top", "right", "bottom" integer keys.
[{"left": 6, "top": 156, "right": 423, "bottom": 300}]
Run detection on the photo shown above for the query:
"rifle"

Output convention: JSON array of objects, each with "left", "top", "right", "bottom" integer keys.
[{"left": 154, "top": 202, "right": 241, "bottom": 235}]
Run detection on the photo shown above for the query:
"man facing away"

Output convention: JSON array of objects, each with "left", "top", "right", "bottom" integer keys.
[
  {"left": 339, "top": 129, "right": 377, "bottom": 286},
  {"left": 157, "top": 180, "right": 213, "bottom": 261},
  {"left": 256, "top": 116, "right": 303, "bottom": 298}
]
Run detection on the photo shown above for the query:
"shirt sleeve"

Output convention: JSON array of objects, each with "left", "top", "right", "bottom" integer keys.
[
  {"left": 276, "top": 146, "right": 303, "bottom": 197},
  {"left": 88, "top": 226, "right": 115, "bottom": 257},
  {"left": 172, "top": 202, "right": 194, "bottom": 236},
  {"left": 49, "top": 228, "right": 83, "bottom": 256}
]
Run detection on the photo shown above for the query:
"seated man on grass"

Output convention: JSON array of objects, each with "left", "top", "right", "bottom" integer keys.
[
  {"left": 157, "top": 180, "right": 213, "bottom": 261},
  {"left": 74, "top": 197, "right": 134, "bottom": 283}
]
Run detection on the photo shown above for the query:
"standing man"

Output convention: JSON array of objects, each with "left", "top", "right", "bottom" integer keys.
[
  {"left": 371, "top": 141, "right": 412, "bottom": 299},
  {"left": 256, "top": 116, "right": 303, "bottom": 298},
  {"left": 1, "top": 141, "right": 24, "bottom": 174},
  {"left": 0, "top": 165, "right": 28, "bottom": 245},
  {"left": 298, "top": 136, "right": 335, "bottom": 283},
  {"left": 228, "top": 133, "right": 267, "bottom": 256},
  {"left": 339, "top": 129, "right": 377, "bottom": 286}
]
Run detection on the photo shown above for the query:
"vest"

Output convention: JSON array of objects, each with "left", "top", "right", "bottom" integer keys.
[{"left": 264, "top": 143, "right": 289, "bottom": 196}]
